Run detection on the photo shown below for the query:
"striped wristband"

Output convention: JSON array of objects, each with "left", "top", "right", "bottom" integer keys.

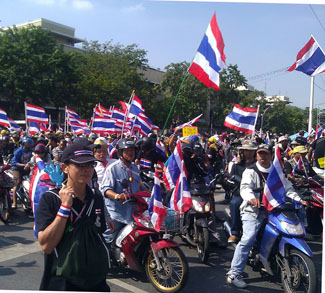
[{"left": 57, "top": 204, "right": 71, "bottom": 219}]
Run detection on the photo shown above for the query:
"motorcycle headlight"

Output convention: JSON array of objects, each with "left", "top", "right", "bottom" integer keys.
[
  {"left": 192, "top": 199, "right": 203, "bottom": 212},
  {"left": 281, "top": 221, "right": 304, "bottom": 235},
  {"left": 204, "top": 202, "right": 211, "bottom": 212}
]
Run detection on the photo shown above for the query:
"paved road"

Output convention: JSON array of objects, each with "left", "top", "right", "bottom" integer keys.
[{"left": 0, "top": 191, "right": 322, "bottom": 292}]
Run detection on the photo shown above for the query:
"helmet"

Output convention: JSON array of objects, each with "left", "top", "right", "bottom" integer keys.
[
  {"left": 117, "top": 138, "right": 137, "bottom": 157},
  {"left": 141, "top": 136, "right": 155, "bottom": 152},
  {"left": 181, "top": 138, "right": 195, "bottom": 152},
  {"left": 21, "top": 137, "right": 33, "bottom": 147},
  {"left": 208, "top": 137, "right": 217, "bottom": 144}
]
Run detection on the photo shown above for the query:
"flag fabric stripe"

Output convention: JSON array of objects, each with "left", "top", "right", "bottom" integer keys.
[
  {"left": 174, "top": 114, "right": 202, "bottom": 131},
  {"left": 188, "top": 13, "right": 226, "bottom": 91},
  {"left": 288, "top": 36, "right": 325, "bottom": 77},
  {"left": 224, "top": 104, "right": 258, "bottom": 134},
  {"left": 9, "top": 119, "right": 21, "bottom": 132},
  {"left": 0, "top": 109, "right": 10, "bottom": 128}
]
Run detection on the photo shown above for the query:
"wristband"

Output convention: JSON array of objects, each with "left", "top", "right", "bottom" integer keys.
[
  {"left": 57, "top": 204, "right": 71, "bottom": 218},
  {"left": 114, "top": 194, "right": 119, "bottom": 200}
]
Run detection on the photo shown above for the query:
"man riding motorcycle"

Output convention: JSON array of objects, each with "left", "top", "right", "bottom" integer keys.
[{"left": 101, "top": 138, "right": 148, "bottom": 243}]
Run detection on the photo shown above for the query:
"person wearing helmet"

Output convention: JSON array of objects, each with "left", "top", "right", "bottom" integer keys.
[
  {"left": 101, "top": 138, "right": 148, "bottom": 243},
  {"left": 207, "top": 136, "right": 224, "bottom": 176},
  {"left": 25, "top": 143, "right": 52, "bottom": 174},
  {"left": 11, "top": 136, "right": 34, "bottom": 208},
  {"left": 135, "top": 136, "right": 166, "bottom": 171}
]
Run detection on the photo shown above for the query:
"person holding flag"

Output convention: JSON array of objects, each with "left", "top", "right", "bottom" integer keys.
[{"left": 226, "top": 144, "right": 308, "bottom": 289}]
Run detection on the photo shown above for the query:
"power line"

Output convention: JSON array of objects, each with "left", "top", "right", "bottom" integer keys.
[
  {"left": 246, "top": 67, "right": 289, "bottom": 81},
  {"left": 309, "top": 5, "right": 325, "bottom": 34}
]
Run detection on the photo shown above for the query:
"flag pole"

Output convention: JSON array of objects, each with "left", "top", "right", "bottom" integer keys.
[
  {"left": 161, "top": 71, "right": 190, "bottom": 134},
  {"left": 308, "top": 76, "right": 315, "bottom": 134},
  {"left": 121, "top": 91, "right": 135, "bottom": 136},
  {"left": 251, "top": 105, "right": 260, "bottom": 140},
  {"left": 24, "top": 102, "right": 29, "bottom": 135}
]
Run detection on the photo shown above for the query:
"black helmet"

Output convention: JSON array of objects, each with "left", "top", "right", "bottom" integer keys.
[
  {"left": 117, "top": 138, "right": 137, "bottom": 157},
  {"left": 141, "top": 136, "right": 155, "bottom": 152},
  {"left": 181, "top": 138, "right": 195, "bottom": 152}
]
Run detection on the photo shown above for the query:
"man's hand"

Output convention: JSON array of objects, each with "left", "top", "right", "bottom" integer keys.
[
  {"left": 59, "top": 184, "right": 74, "bottom": 207},
  {"left": 116, "top": 193, "right": 129, "bottom": 201},
  {"left": 250, "top": 198, "right": 261, "bottom": 208},
  {"left": 107, "top": 221, "right": 115, "bottom": 232}
]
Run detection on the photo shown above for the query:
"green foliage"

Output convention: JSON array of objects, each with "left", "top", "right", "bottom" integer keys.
[{"left": 0, "top": 26, "right": 81, "bottom": 117}]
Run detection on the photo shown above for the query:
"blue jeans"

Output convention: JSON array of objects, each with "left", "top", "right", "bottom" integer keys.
[
  {"left": 103, "top": 220, "right": 126, "bottom": 243},
  {"left": 227, "top": 212, "right": 266, "bottom": 276},
  {"left": 229, "top": 195, "right": 243, "bottom": 236}
]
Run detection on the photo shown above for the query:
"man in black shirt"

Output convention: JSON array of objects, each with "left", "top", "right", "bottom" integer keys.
[{"left": 36, "top": 143, "right": 110, "bottom": 291}]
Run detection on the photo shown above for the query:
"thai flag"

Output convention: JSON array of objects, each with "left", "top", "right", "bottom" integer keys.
[
  {"left": 174, "top": 114, "right": 202, "bottom": 131},
  {"left": 9, "top": 119, "right": 21, "bottom": 132},
  {"left": 148, "top": 171, "right": 167, "bottom": 231},
  {"left": 288, "top": 36, "right": 325, "bottom": 76},
  {"left": 119, "top": 95, "right": 144, "bottom": 117},
  {"left": 307, "top": 128, "right": 315, "bottom": 139},
  {"left": 293, "top": 156, "right": 307, "bottom": 177},
  {"left": 140, "top": 158, "right": 152, "bottom": 169},
  {"left": 265, "top": 132, "right": 270, "bottom": 144},
  {"left": 94, "top": 104, "right": 111, "bottom": 118},
  {"left": 112, "top": 108, "right": 126, "bottom": 122},
  {"left": 66, "top": 108, "right": 82, "bottom": 121},
  {"left": 0, "top": 108, "right": 10, "bottom": 128},
  {"left": 262, "top": 145, "right": 286, "bottom": 211},
  {"left": 284, "top": 146, "right": 292, "bottom": 156},
  {"left": 163, "top": 141, "right": 185, "bottom": 190},
  {"left": 188, "top": 13, "right": 226, "bottom": 91},
  {"left": 29, "top": 157, "right": 49, "bottom": 238},
  {"left": 315, "top": 124, "right": 323, "bottom": 139},
  {"left": 39, "top": 123, "right": 48, "bottom": 132},
  {"left": 25, "top": 103, "right": 48, "bottom": 124},
  {"left": 108, "top": 145, "right": 118, "bottom": 158},
  {"left": 29, "top": 122, "right": 40, "bottom": 135},
  {"left": 155, "top": 140, "right": 167, "bottom": 160},
  {"left": 92, "top": 116, "right": 117, "bottom": 134},
  {"left": 48, "top": 119, "right": 53, "bottom": 132},
  {"left": 224, "top": 104, "right": 258, "bottom": 134},
  {"left": 134, "top": 115, "right": 152, "bottom": 136},
  {"left": 168, "top": 161, "right": 192, "bottom": 213},
  {"left": 58, "top": 126, "right": 63, "bottom": 132}
]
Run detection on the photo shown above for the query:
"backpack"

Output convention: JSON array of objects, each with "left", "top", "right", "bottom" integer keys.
[{"left": 50, "top": 191, "right": 110, "bottom": 289}]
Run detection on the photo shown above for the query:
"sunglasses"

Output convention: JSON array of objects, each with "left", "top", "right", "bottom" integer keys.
[
  {"left": 35, "top": 151, "right": 45, "bottom": 155},
  {"left": 71, "top": 161, "right": 97, "bottom": 168}
]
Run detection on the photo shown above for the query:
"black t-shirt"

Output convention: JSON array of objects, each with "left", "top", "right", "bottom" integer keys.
[
  {"left": 137, "top": 149, "right": 166, "bottom": 171},
  {"left": 35, "top": 186, "right": 107, "bottom": 291}
]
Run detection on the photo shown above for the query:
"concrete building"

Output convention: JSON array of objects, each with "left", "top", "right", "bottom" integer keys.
[
  {"left": 256, "top": 95, "right": 291, "bottom": 104},
  {"left": 2, "top": 18, "right": 84, "bottom": 52}
]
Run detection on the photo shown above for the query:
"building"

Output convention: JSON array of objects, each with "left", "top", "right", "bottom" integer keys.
[
  {"left": 256, "top": 95, "right": 291, "bottom": 104},
  {"left": 2, "top": 18, "right": 84, "bottom": 52}
]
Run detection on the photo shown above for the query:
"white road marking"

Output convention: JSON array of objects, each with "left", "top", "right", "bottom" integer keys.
[
  {"left": 0, "top": 240, "right": 42, "bottom": 262},
  {"left": 107, "top": 278, "right": 150, "bottom": 293}
]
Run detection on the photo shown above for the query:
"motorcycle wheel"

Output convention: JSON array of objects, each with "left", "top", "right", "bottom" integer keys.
[
  {"left": 0, "top": 193, "right": 10, "bottom": 224},
  {"left": 185, "top": 228, "right": 196, "bottom": 247},
  {"left": 145, "top": 246, "right": 189, "bottom": 293},
  {"left": 280, "top": 249, "right": 317, "bottom": 293},
  {"left": 196, "top": 227, "right": 209, "bottom": 264}
]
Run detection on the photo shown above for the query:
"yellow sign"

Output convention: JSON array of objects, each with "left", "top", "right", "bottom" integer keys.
[{"left": 182, "top": 127, "right": 198, "bottom": 137}]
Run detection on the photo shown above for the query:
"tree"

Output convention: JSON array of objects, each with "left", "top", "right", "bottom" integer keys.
[
  {"left": 0, "top": 26, "right": 81, "bottom": 118},
  {"left": 76, "top": 40, "right": 155, "bottom": 119}
]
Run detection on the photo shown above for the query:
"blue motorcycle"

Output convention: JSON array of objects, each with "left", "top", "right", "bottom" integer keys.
[{"left": 247, "top": 200, "right": 317, "bottom": 293}]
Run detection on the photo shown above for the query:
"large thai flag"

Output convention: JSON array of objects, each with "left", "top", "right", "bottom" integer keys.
[
  {"left": 29, "top": 157, "right": 49, "bottom": 238},
  {"left": 316, "top": 124, "right": 323, "bottom": 139},
  {"left": 134, "top": 115, "right": 152, "bottom": 136},
  {"left": 168, "top": 161, "right": 192, "bottom": 213},
  {"left": 112, "top": 108, "right": 126, "bottom": 122},
  {"left": 148, "top": 171, "right": 167, "bottom": 231},
  {"left": 156, "top": 140, "right": 167, "bottom": 160},
  {"left": 224, "top": 104, "right": 258, "bottom": 134},
  {"left": 262, "top": 145, "right": 286, "bottom": 211},
  {"left": 0, "top": 108, "right": 10, "bottom": 128},
  {"left": 163, "top": 141, "right": 185, "bottom": 190},
  {"left": 8, "top": 119, "right": 21, "bottom": 132},
  {"left": 188, "top": 13, "right": 226, "bottom": 90},
  {"left": 92, "top": 116, "right": 122, "bottom": 134},
  {"left": 25, "top": 103, "right": 48, "bottom": 124},
  {"left": 29, "top": 122, "right": 40, "bottom": 135},
  {"left": 288, "top": 36, "right": 325, "bottom": 76},
  {"left": 174, "top": 114, "right": 202, "bottom": 131},
  {"left": 119, "top": 95, "right": 144, "bottom": 117}
]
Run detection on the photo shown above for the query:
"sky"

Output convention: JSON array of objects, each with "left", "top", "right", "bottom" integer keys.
[{"left": 1, "top": 0, "right": 325, "bottom": 110}]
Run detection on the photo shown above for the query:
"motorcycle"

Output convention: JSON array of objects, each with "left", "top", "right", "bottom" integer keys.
[
  {"left": 246, "top": 196, "right": 318, "bottom": 293},
  {"left": 109, "top": 180, "right": 189, "bottom": 293},
  {"left": 182, "top": 174, "right": 227, "bottom": 264},
  {"left": 15, "top": 175, "right": 32, "bottom": 213},
  {"left": 0, "top": 164, "right": 14, "bottom": 224}
]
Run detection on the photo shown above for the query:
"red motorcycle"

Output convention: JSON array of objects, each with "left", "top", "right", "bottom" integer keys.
[
  {"left": 0, "top": 164, "right": 14, "bottom": 224},
  {"left": 109, "top": 190, "right": 189, "bottom": 293}
]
